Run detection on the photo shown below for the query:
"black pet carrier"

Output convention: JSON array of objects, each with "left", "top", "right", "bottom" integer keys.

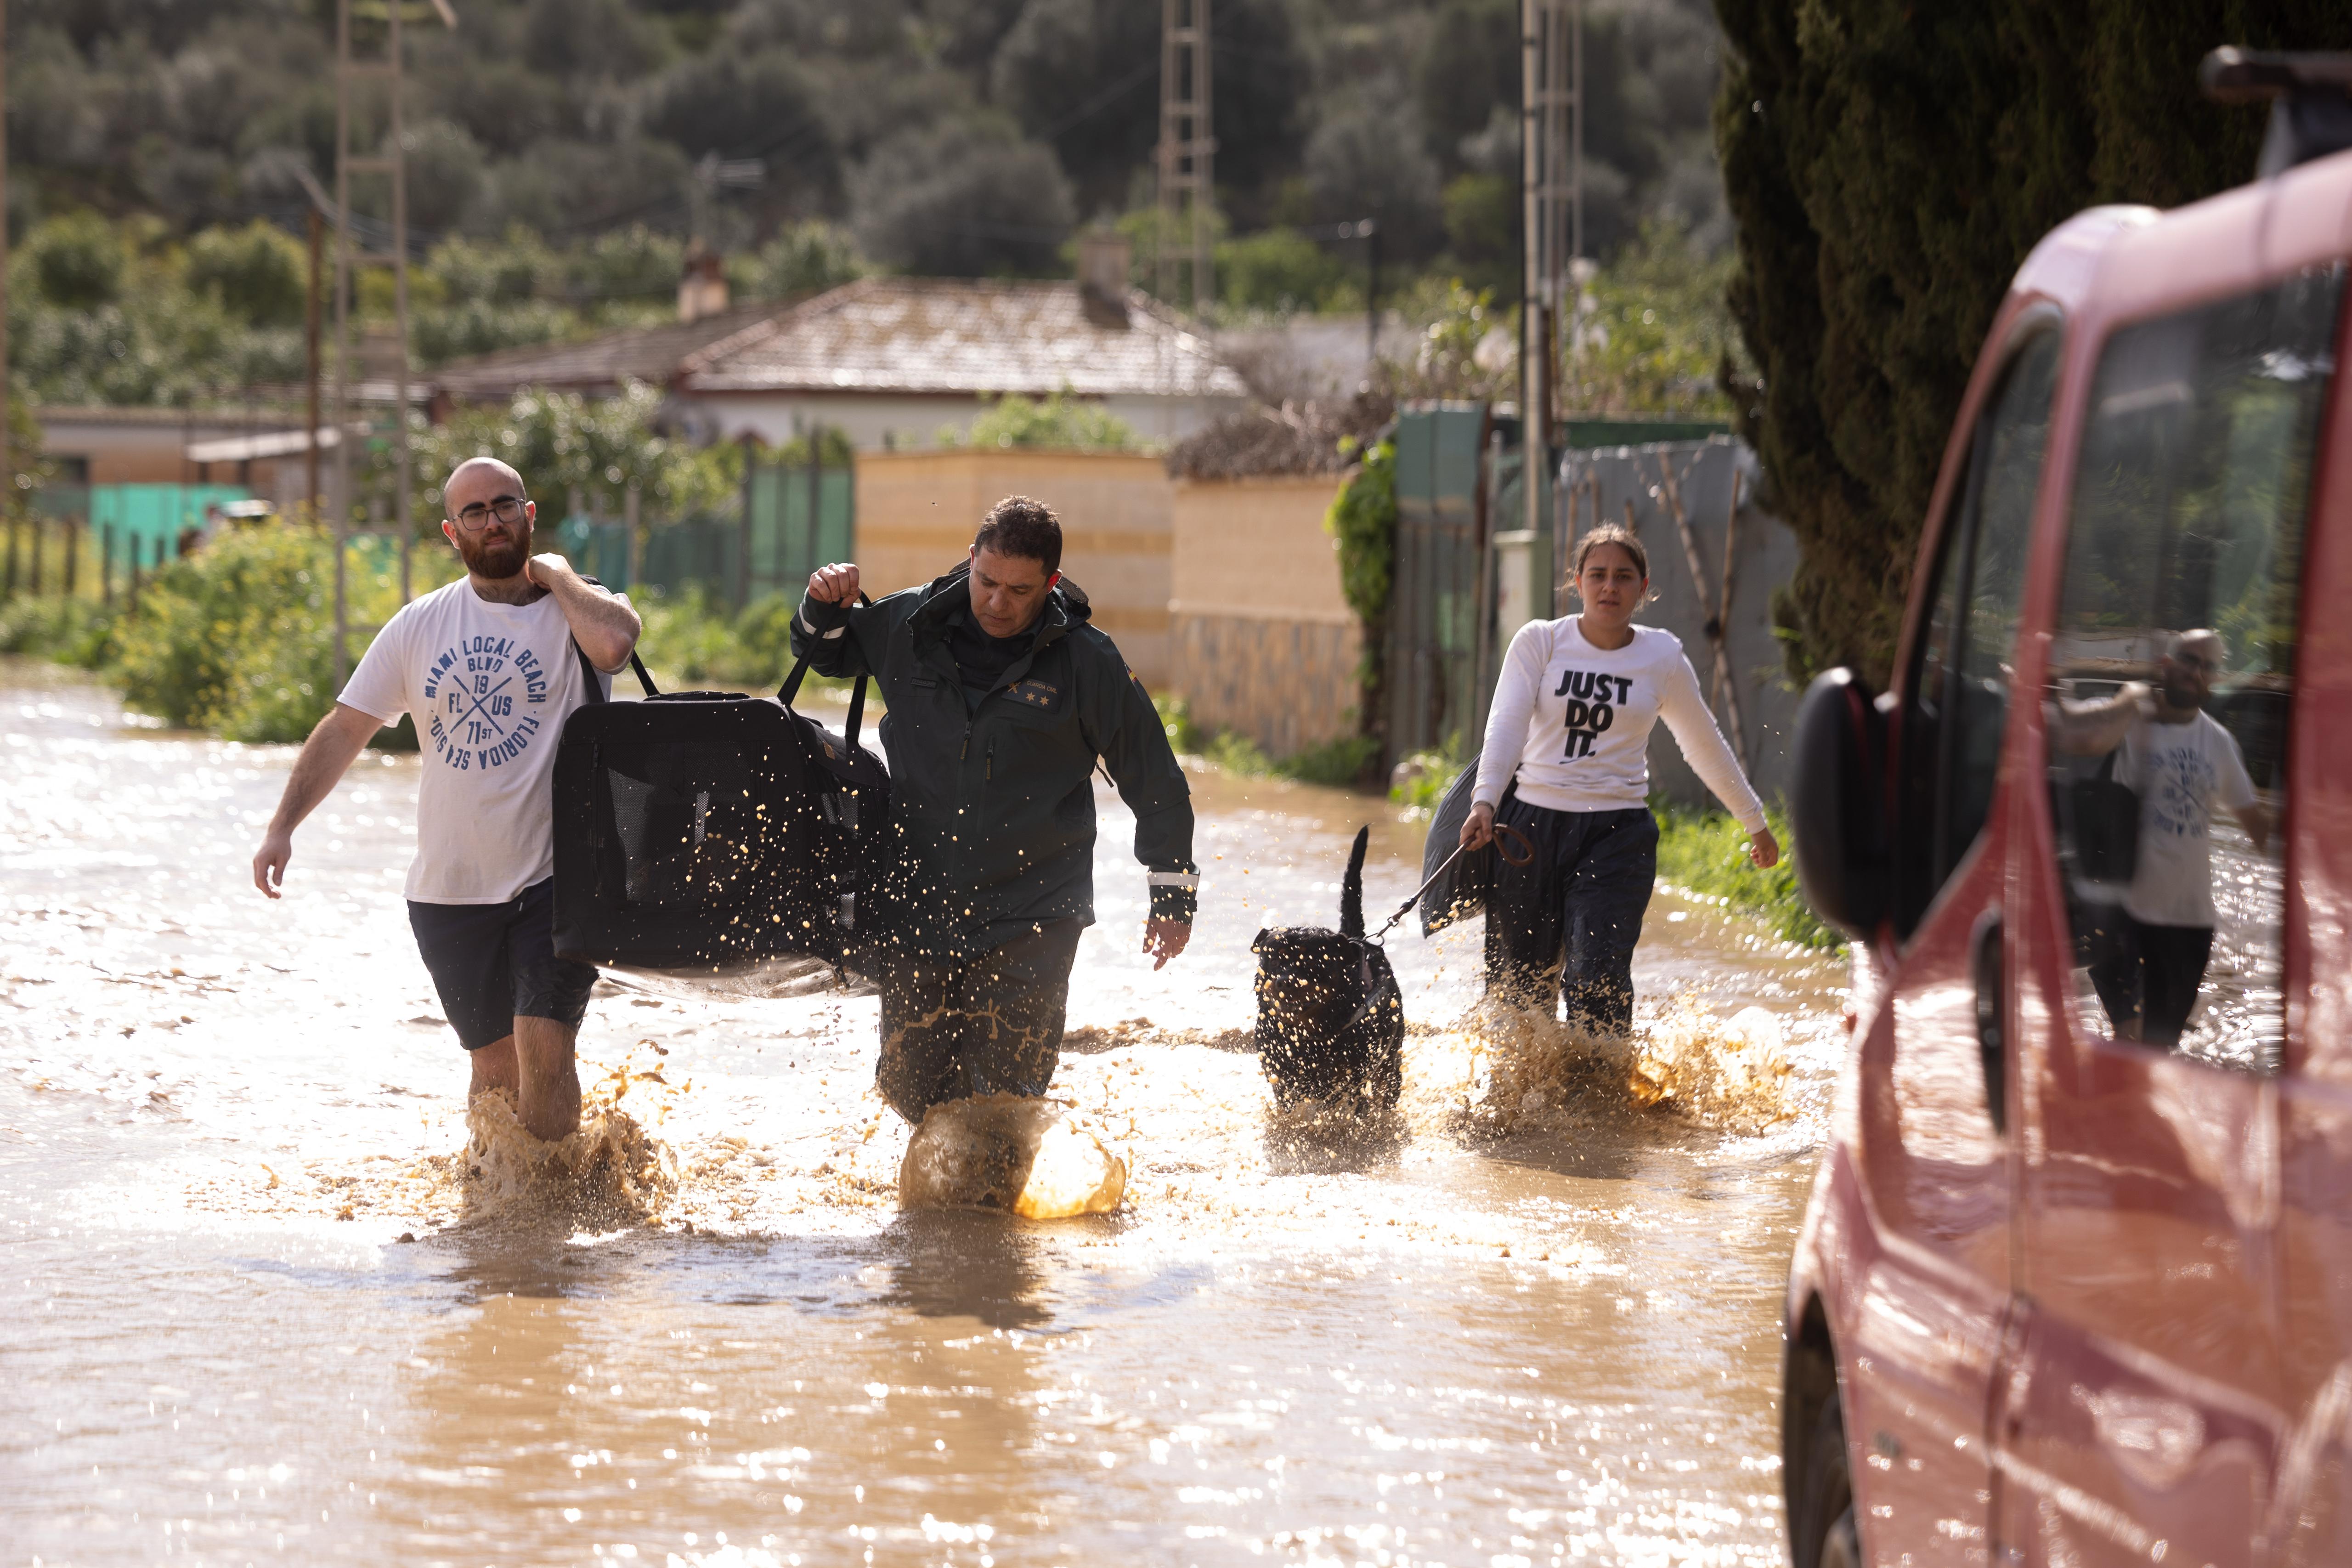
[{"left": 550, "top": 634, "right": 893, "bottom": 973}]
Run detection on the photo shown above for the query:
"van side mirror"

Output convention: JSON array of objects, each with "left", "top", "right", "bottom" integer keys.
[{"left": 1790, "top": 668, "right": 1890, "bottom": 939}]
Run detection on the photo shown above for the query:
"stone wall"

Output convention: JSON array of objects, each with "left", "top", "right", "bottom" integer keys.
[{"left": 1169, "top": 474, "right": 1362, "bottom": 757}]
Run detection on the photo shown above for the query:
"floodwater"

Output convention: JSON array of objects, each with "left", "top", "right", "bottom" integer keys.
[{"left": 1, "top": 658, "right": 1846, "bottom": 1567}]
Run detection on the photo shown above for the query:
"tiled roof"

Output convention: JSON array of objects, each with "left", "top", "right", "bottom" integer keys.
[
  {"left": 427, "top": 300, "right": 786, "bottom": 402},
  {"left": 677, "top": 278, "right": 1245, "bottom": 400}
]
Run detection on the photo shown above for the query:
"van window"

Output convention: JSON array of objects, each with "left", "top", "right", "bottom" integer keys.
[
  {"left": 2043, "top": 267, "right": 2342, "bottom": 1074},
  {"left": 1895, "top": 326, "right": 2063, "bottom": 934}
]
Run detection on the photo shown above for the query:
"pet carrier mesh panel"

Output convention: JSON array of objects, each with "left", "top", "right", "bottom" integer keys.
[{"left": 551, "top": 641, "right": 892, "bottom": 972}]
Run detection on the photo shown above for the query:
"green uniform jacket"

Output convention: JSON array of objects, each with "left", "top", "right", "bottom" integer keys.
[{"left": 792, "top": 563, "right": 1199, "bottom": 959}]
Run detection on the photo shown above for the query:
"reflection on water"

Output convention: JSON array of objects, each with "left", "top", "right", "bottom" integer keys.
[{"left": 2, "top": 660, "right": 1843, "bottom": 1564}]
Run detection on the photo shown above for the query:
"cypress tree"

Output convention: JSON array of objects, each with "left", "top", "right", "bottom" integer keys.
[{"left": 1712, "top": 0, "right": 2335, "bottom": 683}]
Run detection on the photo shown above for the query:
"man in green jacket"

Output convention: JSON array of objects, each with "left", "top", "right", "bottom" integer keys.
[{"left": 794, "top": 494, "right": 1199, "bottom": 1123}]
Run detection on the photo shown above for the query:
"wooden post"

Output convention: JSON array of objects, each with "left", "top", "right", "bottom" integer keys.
[
  {"left": 62, "top": 515, "right": 76, "bottom": 597},
  {"left": 100, "top": 524, "right": 111, "bottom": 606},
  {"left": 1712, "top": 470, "right": 1742, "bottom": 709},
  {"left": 129, "top": 535, "right": 142, "bottom": 609},
  {"left": 625, "top": 481, "right": 642, "bottom": 592},
  {"left": 306, "top": 207, "right": 324, "bottom": 519},
  {"left": 3, "top": 512, "right": 16, "bottom": 599}
]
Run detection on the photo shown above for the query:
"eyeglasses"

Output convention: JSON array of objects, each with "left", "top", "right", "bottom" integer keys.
[{"left": 453, "top": 495, "right": 527, "bottom": 532}]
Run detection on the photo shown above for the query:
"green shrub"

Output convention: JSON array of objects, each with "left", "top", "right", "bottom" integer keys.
[
  {"left": 1280, "top": 733, "right": 1381, "bottom": 787},
  {"left": 1651, "top": 799, "right": 1841, "bottom": 951},
  {"left": 1205, "top": 730, "right": 1274, "bottom": 776},
  {"left": 1387, "top": 749, "right": 1465, "bottom": 813},
  {"left": 945, "top": 392, "right": 1144, "bottom": 453},
  {"left": 1326, "top": 436, "right": 1397, "bottom": 742},
  {"left": 1154, "top": 692, "right": 1209, "bottom": 753},
  {"left": 107, "top": 527, "right": 437, "bottom": 742},
  {"left": 633, "top": 583, "right": 857, "bottom": 698},
  {"left": 1156, "top": 691, "right": 1379, "bottom": 787},
  {"left": 0, "top": 594, "right": 116, "bottom": 667}
]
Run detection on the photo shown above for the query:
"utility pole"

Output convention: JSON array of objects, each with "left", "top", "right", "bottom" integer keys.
[
  {"left": 331, "top": 0, "right": 451, "bottom": 684},
  {"left": 1520, "top": 0, "right": 1575, "bottom": 552},
  {"left": 1156, "top": 0, "right": 1214, "bottom": 316}
]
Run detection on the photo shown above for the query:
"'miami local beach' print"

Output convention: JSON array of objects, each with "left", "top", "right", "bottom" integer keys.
[{"left": 422, "top": 635, "right": 551, "bottom": 771}]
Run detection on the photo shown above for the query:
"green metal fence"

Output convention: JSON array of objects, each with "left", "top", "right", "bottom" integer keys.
[
  {"left": 1385, "top": 403, "right": 1493, "bottom": 761},
  {"left": 549, "top": 450, "right": 853, "bottom": 605}
]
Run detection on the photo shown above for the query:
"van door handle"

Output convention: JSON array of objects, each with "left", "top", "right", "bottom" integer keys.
[{"left": 1973, "top": 911, "right": 2007, "bottom": 1135}]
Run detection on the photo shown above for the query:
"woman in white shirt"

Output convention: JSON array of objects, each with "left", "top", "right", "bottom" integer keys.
[{"left": 1461, "top": 525, "right": 1779, "bottom": 1037}]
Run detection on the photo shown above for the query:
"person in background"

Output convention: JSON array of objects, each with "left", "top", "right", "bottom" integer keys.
[
  {"left": 793, "top": 495, "right": 1198, "bottom": 1124},
  {"left": 1461, "top": 524, "right": 1778, "bottom": 1038},
  {"left": 249, "top": 457, "right": 641, "bottom": 1141},
  {"left": 2051, "top": 628, "right": 2271, "bottom": 1047}
]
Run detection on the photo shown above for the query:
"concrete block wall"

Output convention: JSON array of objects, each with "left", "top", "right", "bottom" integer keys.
[{"left": 1169, "top": 474, "right": 1362, "bottom": 758}]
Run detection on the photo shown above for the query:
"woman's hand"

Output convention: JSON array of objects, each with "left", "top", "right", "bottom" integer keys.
[
  {"left": 1460, "top": 801, "right": 1495, "bottom": 851},
  {"left": 1749, "top": 828, "right": 1781, "bottom": 869}
]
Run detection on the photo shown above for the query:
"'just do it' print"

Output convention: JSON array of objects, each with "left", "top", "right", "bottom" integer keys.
[
  {"left": 421, "top": 634, "right": 552, "bottom": 772},
  {"left": 1555, "top": 667, "right": 1632, "bottom": 760}
]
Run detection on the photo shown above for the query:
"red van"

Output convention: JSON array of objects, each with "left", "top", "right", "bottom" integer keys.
[{"left": 1782, "top": 54, "right": 2352, "bottom": 1568}]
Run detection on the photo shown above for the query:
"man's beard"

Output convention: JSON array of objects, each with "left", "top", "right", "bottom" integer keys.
[{"left": 457, "top": 521, "right": 530, "bottom": 578}]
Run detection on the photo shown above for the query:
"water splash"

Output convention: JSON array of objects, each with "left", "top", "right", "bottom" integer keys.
[
  {"left": 898, "top": 1093, "right": 1129, "bottom": 1218},
  {"left": 451, "top": 1071, "right": 679, "bottom": 1227},
  {"left": 1410, "top": 995, "right": 1798, "bottom": 1135},
  {"left": 1627, "top": 1001, "right": 1796, "bottom": 1131}
]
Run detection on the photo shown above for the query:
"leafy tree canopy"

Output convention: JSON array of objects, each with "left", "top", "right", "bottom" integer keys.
[{"left": 1713, "top": 0, "right": 2338, "bottom": 681}]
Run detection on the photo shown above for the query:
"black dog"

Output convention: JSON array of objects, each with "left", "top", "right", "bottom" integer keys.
[{"left": 1250, "top": 826, "right": 1405, "bottom": 1113}]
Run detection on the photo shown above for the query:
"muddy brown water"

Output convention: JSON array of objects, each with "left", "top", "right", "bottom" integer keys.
[{"left": 1, "top": 658, "right": 1844, "bottom": 1566}]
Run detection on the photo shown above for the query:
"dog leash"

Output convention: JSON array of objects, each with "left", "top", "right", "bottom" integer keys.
[{"left": 1370, "top": 821, "right": 1533, "bottom": 941}]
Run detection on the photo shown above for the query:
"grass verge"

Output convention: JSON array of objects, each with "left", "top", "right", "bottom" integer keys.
[
  {"left": 1652, "top": 798, "right": 1842, "bottom": 951},
  {"left": 1155, "top": 694, "right": 1381, "bottom": 788}
]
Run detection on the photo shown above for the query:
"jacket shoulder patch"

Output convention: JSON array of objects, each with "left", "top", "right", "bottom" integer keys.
[{"left": 1008, "top": 678, "right": 1061, "bottom": 708}]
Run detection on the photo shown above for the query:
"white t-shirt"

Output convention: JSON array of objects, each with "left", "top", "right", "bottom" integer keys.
[
  {"left": 1473, "top": 616, "right": 1767, "bottom": 831},
  {"left": 338, "top": 579, "right": 622, "bottom": 905},
  {"left": 2116, "top": 711, "right": 2257, "bottom": 928}
]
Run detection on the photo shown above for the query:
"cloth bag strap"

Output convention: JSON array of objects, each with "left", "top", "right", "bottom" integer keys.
[
  {"left": 778, "top": 591, "right": 872, "bottom": 753},
  {"left": 572, "top": 642, "right": 658, "bottom": 705}
]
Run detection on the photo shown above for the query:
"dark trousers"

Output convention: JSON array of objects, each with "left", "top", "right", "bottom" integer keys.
[
  {"left": 2089, "top": 914, "right": 2214, "bottom": 1048},
  {"left": 875, "top": 919, "right": 1086, "bottom": 1123},
  {"left": 1483, "top": 799, "right": 1659, "bottom": 1038}
]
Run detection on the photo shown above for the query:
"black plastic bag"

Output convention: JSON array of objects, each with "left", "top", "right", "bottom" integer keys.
[{"left": 1420, "top": 761, "right": 1510, "bottom": 937}]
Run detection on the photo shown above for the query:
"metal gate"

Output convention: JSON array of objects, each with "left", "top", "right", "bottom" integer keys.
[
  {"left": 1384, "top": 403, "right": 1492, "bottom": 759},
  {"left": 740, "top": 450, "right": 854, "bottom": 609}
]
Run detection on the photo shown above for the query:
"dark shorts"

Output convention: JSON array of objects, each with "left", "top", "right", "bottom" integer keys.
[
  {"left": 874, "top": 919, "right": 1086, "bottom": 1123},
  {"left": 407, "top": 877, "right": 598, "bottom": 1051}
]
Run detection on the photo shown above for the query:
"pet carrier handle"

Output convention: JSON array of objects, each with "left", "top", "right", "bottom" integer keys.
[
  {"left": 1371, "top": 820, "right": 1533, "bottom": 941},
  {"left": 571, "top": 639, "right": 659, "bottom": 704},
  {"left": 779, "top": 591, "right": 873, "bottom": 752}
]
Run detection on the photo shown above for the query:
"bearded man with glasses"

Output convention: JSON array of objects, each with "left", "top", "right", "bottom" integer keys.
[{"left": 250, "top": 457, "right": 643, "bottom": 1141}]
